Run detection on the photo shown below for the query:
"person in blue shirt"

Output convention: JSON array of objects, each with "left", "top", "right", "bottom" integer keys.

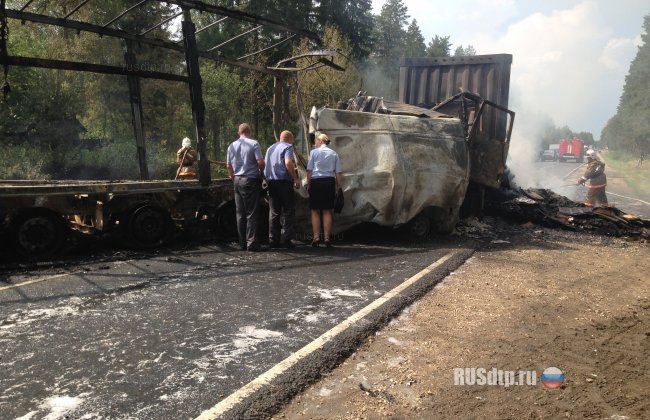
[
  {"left": 227, "top": 123, "right": 265, "bottom": 251},
  {"left": 264, "top": 130, "right": 301, "bottom": 249},
  {"left": 307, "top": 133, "right": 343, "bottom": 247}
]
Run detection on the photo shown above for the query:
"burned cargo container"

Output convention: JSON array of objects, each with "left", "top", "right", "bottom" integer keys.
[{"left": 400, "top": 54, "right": 514, "bottom": 189}]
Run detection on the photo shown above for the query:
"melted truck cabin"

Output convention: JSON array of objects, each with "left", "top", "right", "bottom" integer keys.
[{"left": 303, "top": 99, "right": 470, "bottom": 235}]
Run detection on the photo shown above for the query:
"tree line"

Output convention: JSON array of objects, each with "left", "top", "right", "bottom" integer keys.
[{"left": 601, "top": 13, "right": 650, "bottom": 156}]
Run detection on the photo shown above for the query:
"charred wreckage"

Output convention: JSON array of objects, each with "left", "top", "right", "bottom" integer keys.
[{"left": 1, "top": 2, "right": 646, "bottom": 259}]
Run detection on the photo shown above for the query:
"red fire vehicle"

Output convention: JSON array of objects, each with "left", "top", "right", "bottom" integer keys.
[{"left": 559, "top": 138, "right": 585, "bottom": 162}]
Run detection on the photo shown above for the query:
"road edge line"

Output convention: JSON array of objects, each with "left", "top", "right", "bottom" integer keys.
[
  {"left": 196, "top": 248, "right": 472, "bottom": 420},
  {"left": 0, "top": 273, "right": 74, "bottom": 292}
]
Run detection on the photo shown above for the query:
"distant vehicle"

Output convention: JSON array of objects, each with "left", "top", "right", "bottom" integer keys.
[
  {"left": 558, "top": 138, "right": 584, "bottom": 162},
  {"left": 541, "top": 150, "right": 557, "bottom": 161}
]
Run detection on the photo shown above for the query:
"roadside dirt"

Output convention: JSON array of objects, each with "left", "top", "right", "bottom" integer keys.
[{"left": 275, "top": 222, "right": 649, "bottom": 419}]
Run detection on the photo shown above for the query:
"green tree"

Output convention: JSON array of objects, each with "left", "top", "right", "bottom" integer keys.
[
  {"left": 403, "top": 19, "right": 426, "bottom": 58},
  {"left": 314, "top": 0, "right": 374, "bottom": 58},
  {"left": 426, "top": 35, "right": 452, "bottom": 57},
  {"left": 601, "top": 13, "right": 650, "bottom": 154},
  {"left": 291, "top": 25, "right": 362, "bottom": 112},
  {"left": 364, "top": 0, "right": 410, "bottom": 99},
  {"left": 453, "top": 44, "right": 477, "bottom": 56},
  {"left": 373, "top": 0, "right": 409, "bottom": 59}
]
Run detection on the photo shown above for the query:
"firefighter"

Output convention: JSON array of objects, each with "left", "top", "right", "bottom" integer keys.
[
  {"left": 577, "top": 149, "right": 607, "bottom": 207},
  {"left": 176, "top": 137, "right": 198, "bottom": 180}
]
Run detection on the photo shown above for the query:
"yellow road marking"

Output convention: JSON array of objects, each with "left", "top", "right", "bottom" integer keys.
[
  {"left": 0, "top": 272, "right": 76, "bottom": 292},
  {"left": 196, "top": 250, "right": 459, "bottom": 420}
]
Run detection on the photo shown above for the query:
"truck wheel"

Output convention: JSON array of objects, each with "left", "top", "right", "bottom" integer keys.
[
  {"left": 10, "top": 209, "right": 67, "bottom": 257},
  {"left": 213, "top": 200, "right": 238, "bottom": 240},
  {"left": 407, "top": 213, "right": 431, "bottom": 239},
  {"left": 127, "top": 205, "right": 171, "bottom": 247}
]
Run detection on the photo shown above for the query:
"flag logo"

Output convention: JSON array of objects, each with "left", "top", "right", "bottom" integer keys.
[{"left": 541, "top": 367, "right": 564, "bottom": 388}]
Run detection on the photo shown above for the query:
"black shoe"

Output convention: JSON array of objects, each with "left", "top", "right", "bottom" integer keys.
[
  {"left": 247, "top": 244, "right": 263, "bottom": 252},
  {"left": 239, "top": 243, "right": 247, "bottom": 251},
  {"left": 283, "top": 241, "right": 295, "bottom": 249},
  {"left": 269, "top": 242, "right": 283, "bottom": 249}
]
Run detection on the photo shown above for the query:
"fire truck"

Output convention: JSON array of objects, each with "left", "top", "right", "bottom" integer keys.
[{"left": 558, "top": 138, "right": 585, "bottom": 163}]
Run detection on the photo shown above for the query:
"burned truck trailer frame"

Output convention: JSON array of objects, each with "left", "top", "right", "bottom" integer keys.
[{"left": 0, "top": 0, "right": 326, "bottom": 257}]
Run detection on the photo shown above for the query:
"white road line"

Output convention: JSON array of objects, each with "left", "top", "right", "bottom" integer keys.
[
  {"left": 562, "top": 163, "right": 586, "bottom": 180},
  {"left": 196, "top": 250, "right": 459, "bottom": 420},
  {"left": 0, "top": 272, "right": 76, "bottom": 292},
  {"left": 607, "top": 191, "right": 650, "bottom": 206}
]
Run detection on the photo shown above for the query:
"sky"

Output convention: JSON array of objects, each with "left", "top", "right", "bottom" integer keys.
[{"left": 371, "top": 0, "right": 648, "bottom": 143}]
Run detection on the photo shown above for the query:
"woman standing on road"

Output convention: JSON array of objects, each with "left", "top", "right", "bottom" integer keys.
[{"left": 307, "top": 133, "right": 343, "bottom": 247}]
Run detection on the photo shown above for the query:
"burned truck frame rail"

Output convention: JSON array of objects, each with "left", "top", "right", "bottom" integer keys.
[{"left": 0, "top": 179, "right": 235, "bottom": 256}]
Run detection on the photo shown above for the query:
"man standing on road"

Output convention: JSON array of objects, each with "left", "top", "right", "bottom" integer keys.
[
  {"left": 264, "top": 130, "right": 301, "bottom": 249},
  {"left": 227, "top": 123, "right": 265, "bottom": 251},
  {"left": 578, "top": 149, "right": 608, "bottom": 207}
]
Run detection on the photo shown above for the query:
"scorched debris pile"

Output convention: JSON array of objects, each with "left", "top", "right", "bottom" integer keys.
[{"left": 486, "top": 188, "right": 650, "bottom": 240}]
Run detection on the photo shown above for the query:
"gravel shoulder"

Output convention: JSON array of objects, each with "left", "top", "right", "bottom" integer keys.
[{"left": 275, "top": 225, "right": 649, "bottom": 419}]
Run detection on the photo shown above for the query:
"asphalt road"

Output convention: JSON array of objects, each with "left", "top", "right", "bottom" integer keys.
[{"left": 0, "top": 232, "right": 473, "bottom": 419}]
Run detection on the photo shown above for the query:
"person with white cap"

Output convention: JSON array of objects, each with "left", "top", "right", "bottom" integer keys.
[
  {"left": 176, "top": 137, "right": 198, "bottom": 180},
  {"left": 578, "top": 149, "right": 608, "bottom": 206}
]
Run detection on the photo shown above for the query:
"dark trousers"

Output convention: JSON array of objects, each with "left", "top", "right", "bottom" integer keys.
[
  {"left": 234, "top": 176, "right": 260, "bottom": 247},
  {"left": 267, "top": 180, "right": 295, "bottom": 244}
]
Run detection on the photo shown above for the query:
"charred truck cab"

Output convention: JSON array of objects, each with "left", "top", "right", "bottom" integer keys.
[
  {"left": 306, "top": 100, "right": 470, "bottom": 237},
  {"left": 300, "top": 54, "right": 515, "bottom": 238},
  {"left": 303, "top": 92, "right": 513, "bottom": 238}
]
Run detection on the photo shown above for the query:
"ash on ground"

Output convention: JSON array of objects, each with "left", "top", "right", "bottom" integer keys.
[{"left": 455, "top": 188, "right": 649, "bottom": 242}]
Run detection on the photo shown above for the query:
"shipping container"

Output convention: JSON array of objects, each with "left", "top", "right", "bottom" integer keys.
[{"left": 399, "top": 54, "right": 514, "bottom": 189}]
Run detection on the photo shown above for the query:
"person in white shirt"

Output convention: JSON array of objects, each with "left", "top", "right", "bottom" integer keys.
[
  {"left": 226, "top": 123, "right": 265, "bottom": 251},
  {"left": 306, "top": 133, "right": 343, "bottom": 247}
]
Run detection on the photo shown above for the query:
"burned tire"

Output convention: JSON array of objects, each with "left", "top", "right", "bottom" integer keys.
[
  {"left": 212, "top": 200, "right": 237, "bottom": 240},
  {"left": 407, "top": 213, "right": 431, "bottom": 239},
  {"left": 10, "top": 209, "right": 67, "bottom": 257},
  {"left": 127, "top": 205, "right": 171, "bottom": 248},
  {"left": 430, "top": 206, "right": 459, "bottom": 234}
]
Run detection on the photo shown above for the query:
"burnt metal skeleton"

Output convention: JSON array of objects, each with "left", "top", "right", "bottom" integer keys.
[
  {"left": 0, "top": 1, "right": 348, "bottom": 257},
  {"left": 0, "top": 0, "right": 328, "bottom": 184}
]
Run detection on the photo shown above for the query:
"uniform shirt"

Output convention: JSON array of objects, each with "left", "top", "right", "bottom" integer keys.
[
  {"left": 177, "top": 147, "right": 197, "bottom": 166},
  {"left": 264, "top": 141, "right": 295, "bottom": 181},
  {"left": 227, "top": 136, "right": 263, "bottom": 178},
  {"left": 582, "top": 159, "right": 607, "bottom": 187},
  {"left": 307, "top": 144, "right": 341, "bottom": 178}
]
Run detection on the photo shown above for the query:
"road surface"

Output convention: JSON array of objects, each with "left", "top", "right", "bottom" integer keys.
[{"left": 0, "top": 232, "right": 473, "bottom": 419}]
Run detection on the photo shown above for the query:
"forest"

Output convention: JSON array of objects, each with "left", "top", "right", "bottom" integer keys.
[
  {"left": 0, "top": 0, "right": 474, "bottom": 180},
  {"left": 601, "top": 14, "right": 650, "bottom": 156}
]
